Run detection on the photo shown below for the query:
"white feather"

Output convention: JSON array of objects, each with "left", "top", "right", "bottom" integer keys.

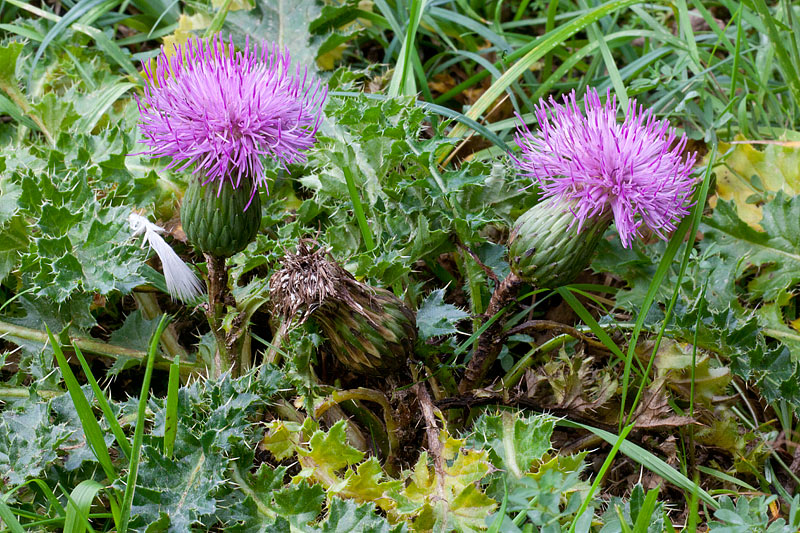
[{"left": 128, "top": 213, "right": 205, "bottom": 302}]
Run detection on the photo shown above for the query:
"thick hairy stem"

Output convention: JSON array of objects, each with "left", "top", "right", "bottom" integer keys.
[
  {"left": 205, "top": 253, "right": 231, "bottom": 377},
  {"left": 458, "top": 272, "right": 522, "bottom": 393},
  {"left": 415, "top": 383, "right": 447, "bottom": 498}
]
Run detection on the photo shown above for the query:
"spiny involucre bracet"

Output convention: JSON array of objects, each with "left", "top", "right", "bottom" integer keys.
[
  {"left": 136, "top": 34, "right": 327, "bottom": 198},
  {"left": 513, "top": 88, "right": 697, "bottom": 248}
]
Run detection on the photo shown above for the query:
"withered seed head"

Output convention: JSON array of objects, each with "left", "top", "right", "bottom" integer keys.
[
  {"left": 269, "top": 240, "right": 417, "bottom": 375},
  {"left": 270, "top": 240, "right": 369, "bottom": 323}
]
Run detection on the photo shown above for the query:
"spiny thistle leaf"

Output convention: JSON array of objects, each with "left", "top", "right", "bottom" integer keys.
[
  {"left": 468, "top": 412, "right": 555, "bottom": 477},
  {"left": 673, "top": 301, "right": 800, "bottom": 407},
  {"left": 391, "top": 446, "right": 497, "bottom": 532},
  {"left": 131, "top": 444, "right": 228, "bottom": 531},
  {"left": 0, "top": 399, "right": 75, "bottom": 486},
  {"left": 340, "top": 458, "right": 403, "bottom": 511},
  {"left": 416, "top": 289, "right": 470, "bottom": 340},
  {"left": 701, "top": 193, "right": 800, "bottom": 304},
  {"left": 273, "top": 481, "right": 326, "bottom": 525},
  {"left": 301, "top": 420, "right": 366, "bottom": 477},
  {"left": 318, "top": 499, "right": 405, "bottom": 533}
]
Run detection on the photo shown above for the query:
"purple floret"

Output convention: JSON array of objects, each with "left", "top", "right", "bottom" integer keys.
[
  {"left": 136, "top": 34, "right": 327, "bottom": 197},
  {"left": 513, "top": 88, "right": 697, "bottom": 248}
]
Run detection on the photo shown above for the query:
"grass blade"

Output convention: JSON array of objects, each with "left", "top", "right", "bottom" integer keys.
[
  {"left": 445, "top": 0, "right": 642, "bottom": 144},
  {"left": 63, "top": 480, "right": 103, "bottom": 533},
  {"left": 46, "top": 326, "right": 117, "bottom": 482},
  {"left": 387, "top": 0, "right": 427, "bottom": 97},
  {"left": 695, "top": 465, "right": 756, "bottom": 491},
  {"left": 0, "top": 23, "right": 45, "bottom": 42},
  {"left": 632, "top": 486, "right": 660, "bottom": 532},
  {"left": 555, "top": 287, "right": 630, "bottom": 368},
  {"left": 576, "top": 0, "right": 628, "bottom": 108},
  {"left": 118, "top": 314, "right": 170, "bottom": 533},
  {"left": 568, "top": 422, "right": 635, "bottom": 532},
  {"left": 163, "top": 354, "right": 181, "bottom": 458},
  {"left": 75, "top": 81, "right": 136, "bottom": 133},
  {"left": 203, "top": 0, "right": 233, "bottom": 39},
  {"left": 622, "top": 148, "right": 715, "bottom": 426},
  {"left": 72, "top": 24, "right": 138, "bottom": 78},
  {"left": 72, "top": 343, "right": 132, "bottom": 459},
  {"left": 342, "top": 145, "right": 376, "bottom": 251},
  {"left": 11, "top": 478, "right": 67, "bottom": 517},
  {"left": 0, "top": 92, "right": 38, "bottom": 130},
  {"left": 751, "top": 0, "right": 800, "bottom": 108},
  {"left": 28, "top": 0, "right": 112, "bottom": 89},
  {"left": 558, "top": 419, "right": 718, "bottom": 508},
  {"left": 486, "top": 478, "right": 508, "bottom": 533},
  {"left": 0, "top": 499, "right": 24, "bottom": 533}
]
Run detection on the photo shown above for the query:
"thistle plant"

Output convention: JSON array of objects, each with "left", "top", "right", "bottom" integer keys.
[
  {"left": 461, "top": 88, "right": 697, "bottom": 393},
  {"left": 136, "top": 34, "right": 326, "bottom": 375}
]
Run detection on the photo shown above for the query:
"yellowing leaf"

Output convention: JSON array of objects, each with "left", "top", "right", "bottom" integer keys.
[
  {"left": 317, "top": 43, "right": 348, "bottom": 70},
  {"left": 340, "top": 457, "right": 402, "bottom": 511},
  {"left": 393, "top": 442, "right": 496, "bottom": 532},
  {"left": 161, "top": 13, "right": 213, "bottom": 56},
  {"left": 653, "top": 340, "right": 731, "bottom": 406},
  {"left": 301, "top": 420, "right": 365, "bottom": 477},
  {"left": 708, "top": 135, "right": 800, "bottom": 230},
  {"left": 262, "top": 420, "right": 302, "bottom": 460}
]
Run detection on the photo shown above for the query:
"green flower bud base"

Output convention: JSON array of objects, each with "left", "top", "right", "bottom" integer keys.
[
  {"left": 315, "top": 287, "right": 417, "bottom": 376},
  {"left": 508, "top": 200, "right": 609, "bottom": 288},
  {"left": 181, "top": 178, "right": 261, "bottom": 258}
]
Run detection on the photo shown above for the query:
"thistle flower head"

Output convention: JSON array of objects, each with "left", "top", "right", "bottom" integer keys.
[
  {"left": 136, "top": 34, "right": 327, "bottom": 195},
  {"left": 513, "top": 88, "right": 697, "bottom": 248}
]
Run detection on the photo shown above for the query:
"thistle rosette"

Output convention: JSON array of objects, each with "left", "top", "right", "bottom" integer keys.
[
  {"left": 270, "top": 242, "right": 417, "bottom": 376},
  {"left": 509, "top": 88, "right": 697, "bottom": 287},
  {"left": 137, "top": 34, "right": 327, "bottom": 257}
]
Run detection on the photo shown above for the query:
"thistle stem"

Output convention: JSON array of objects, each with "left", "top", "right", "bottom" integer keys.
[
  {"left": 314, "top": 387, "right": 400, "bottom": 461},
  {"left": 415, "top": 383, "right": 447, "bottom": 498},
  {"left": 458, "top": 272, "right": 522, "bottom": 393},
  {"left": 0, "top": 319, "right": 198, "bottom": 373},
  {"left": 204, "top": 253, "right": 232, "bottom": 377}
]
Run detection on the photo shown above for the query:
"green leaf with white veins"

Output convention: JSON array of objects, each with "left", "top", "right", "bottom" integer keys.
[
  {"left": 318, "top": 499, "right": 404, "bottom": 533},
  {"left": 0, "top": 400, "right": 71, "bottom": 486},
  {"left": 131, "top": 444, "right": 228, "bottom": 531},
  {"left": 468, "top": 412, "right": 555, "bottom": 477}
]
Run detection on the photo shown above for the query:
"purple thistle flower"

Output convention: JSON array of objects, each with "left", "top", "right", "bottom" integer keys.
[
  {"left": 513, "top": 88, "right": 697, "bottom": 248},
  {"left": 136, "top": 34, "right": 327, "bottom": 198}
]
